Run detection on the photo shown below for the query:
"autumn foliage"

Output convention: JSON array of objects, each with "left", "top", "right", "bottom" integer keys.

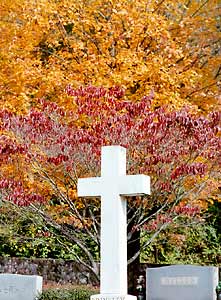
[
  {"left": 0, "top": 85, "right": 220, "bottom": 276},
  {"left": 0, "top": 0, "right": 220, "bottom": 113}
]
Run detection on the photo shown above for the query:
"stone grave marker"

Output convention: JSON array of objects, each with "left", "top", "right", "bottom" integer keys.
[
  {"left": 0, "top": 273, "right": 42, "bottom": 300},
  {"left": 146, "top": 265, "right": 219, "bottom": 300},
  {"left": 78, "top": 145, "right": 150, "bottom": 300}
]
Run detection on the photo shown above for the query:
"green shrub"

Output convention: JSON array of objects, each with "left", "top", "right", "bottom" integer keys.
[{"left": 36, "top": 287, "right": 96, "bottom": 300}]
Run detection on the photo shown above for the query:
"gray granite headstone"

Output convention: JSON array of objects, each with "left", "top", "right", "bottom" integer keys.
[
  {"left": 146, "top": 265, "right": 218, "bottom": 300},
  {"left": 0, "top": 273, "right": 42, "bottom": 300}
]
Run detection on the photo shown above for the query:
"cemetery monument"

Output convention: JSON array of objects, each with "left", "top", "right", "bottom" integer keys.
[
  {"left": 146, "top": 265, "right": 219, "bottom": 300},
  {"left": 0, "top": 273, "right": 42, "bottom": 300},
  {"left": 78, "top": 145, "right": 150, "bottom": 300}
]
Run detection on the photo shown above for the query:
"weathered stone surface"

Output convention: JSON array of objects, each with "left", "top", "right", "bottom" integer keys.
[
  {"left": 146, "top": 265, "right": 219, "bottom": 300},
  {"left": 0, "top": 273, "right": 42, "bottom": 300}
]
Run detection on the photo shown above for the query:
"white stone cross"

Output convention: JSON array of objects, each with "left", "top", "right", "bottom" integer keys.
[{"left": 78, "top": 146, "right": 150, "bottom": 300}]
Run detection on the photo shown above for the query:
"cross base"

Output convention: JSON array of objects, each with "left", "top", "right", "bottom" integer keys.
[{"left": 91, "top": 294, "right": 137, "bottom": 300}]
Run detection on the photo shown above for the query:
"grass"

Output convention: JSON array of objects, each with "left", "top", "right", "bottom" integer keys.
[{"left": 37, "top": 283, "right": 98, "bottom": 300}]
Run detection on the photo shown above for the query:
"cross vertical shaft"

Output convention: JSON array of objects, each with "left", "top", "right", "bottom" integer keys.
[{"left": 100, "top": 146, "right": 127, "bottom": 294}]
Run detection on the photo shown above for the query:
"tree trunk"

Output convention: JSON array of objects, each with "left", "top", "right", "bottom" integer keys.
[{"left": 127, "top": 206, "right": 141, "bottom": 295}]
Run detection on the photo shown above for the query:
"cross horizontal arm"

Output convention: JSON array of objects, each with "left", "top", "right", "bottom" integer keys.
[
  {"left": 78, "top": 177, "right": 102, "bottom": 197},
  {"left": 119, "top": 174, "right": 150, "bottom": 196}
]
